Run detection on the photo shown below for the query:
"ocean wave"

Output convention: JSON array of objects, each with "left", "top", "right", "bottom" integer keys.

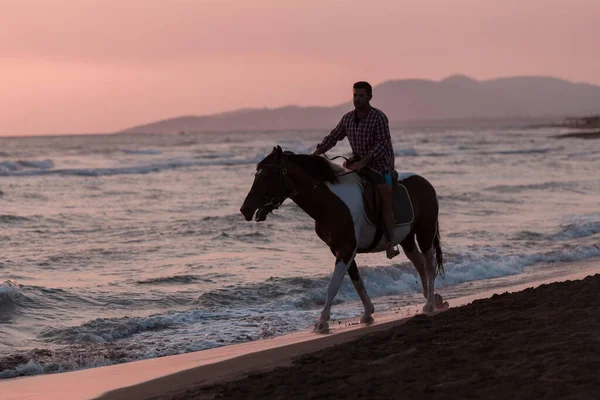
[
  {"left": 420, "top": 152, "right": 450, "bottom": 157},
  {"left": 0, "top": 160, "right": 53, "bottom": 173},
  {"left": 135, "top": 275, "right": 214, "bottom": 285},
  {"left": 212, "top": 231, "right": 271, "bottom": 243},
  {"left": 553, "top": 221, "right": 600, "bottom": 241},
  {"left": 196, "top": 244, "right": 600, "bottom": 312},
  {"left": 40, "top": 314, "right": 177, "bottom": 344},
  {"left": 486, "top": 181, "right": 580, "bottom": 193},
  {"left": 120, "top": 149, "right": 162, "bottom": 155},
  {"left": 511, "top": 218, "right": 600, "bottom": 243},
  {"left": 0, "top": 311, "right": 309, "bottom": 378},
  {"left": 395, "top": 148, "right": 418, "bottom": 157},
  {"left": 0, "top": 280, "right": 22, "bottom": 316},
  {"left": 0, "top": 280, "right": 20, "bottom": 302},
  {"left": 194, "top": 152, "right": 238, "bottom": 159},
  {"left": 441, "top": 244, "right": 600, "bottom": 288},
  {"left": 0, "top": 346, "right": 122, "bottom": 379},
  {"left": 438, "top": 192, "right": 520, "bottom": 204},
  {"left": 478, "top": 147, "right": 562, "bottom": 156},
  {"left": 0, "top": 158, "right": 255, "bottom": 177},
  {"left": 193, "top": 264, "right": 423, "bottom": 311},
  {"left": 195, "top": 275, "right": 329, "bottom": 309},
  {"left": 0, "top": 215, "right": 32, "bottom": 224},
  {"left": 30, "top": 242, "right": 600, "bottom": 340}
]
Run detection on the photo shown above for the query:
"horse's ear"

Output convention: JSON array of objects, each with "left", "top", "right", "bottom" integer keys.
[{"left": 274, "top": 145, "right": 283, "bottom": 162}]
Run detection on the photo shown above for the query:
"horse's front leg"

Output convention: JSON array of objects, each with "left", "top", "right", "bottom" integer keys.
[{"left": 314, "top": 247, "right": 357, "bottom": 332}]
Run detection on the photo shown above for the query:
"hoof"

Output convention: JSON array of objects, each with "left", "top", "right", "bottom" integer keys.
[
  {"left": 313, "top": 320, "right": 329, "bottom": 333},
  {"left": 434, "top": 293, "right": 449, "bottom": 310},
  {"left": 422, "top": 303, "right": 435, "bottom": 313},
  {"left": 360, "top": 314, "right": 374, "bottom": 324}
]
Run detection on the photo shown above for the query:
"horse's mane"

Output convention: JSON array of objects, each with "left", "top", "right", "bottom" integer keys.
[
  {"left": 285, "top": 152, "right": 340, "bottom": 184},
  {"left": 257, "top": 150, "right": 341, "bottom": 184}
]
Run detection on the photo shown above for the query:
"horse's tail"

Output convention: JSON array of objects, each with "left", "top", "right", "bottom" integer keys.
[{"left": 434, "top": 219, "right": 445, "bottom": 279}]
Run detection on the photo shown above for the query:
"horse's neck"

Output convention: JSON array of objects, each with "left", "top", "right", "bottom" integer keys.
[
  {"left": 291, "top": 179, "right": 361, "bottom": 223},
  {"left": 290, "top": 192, "right": 326, "bottom": 222},
  {"left": 286, "top": 156, "right": 358, "bottom": 222}
]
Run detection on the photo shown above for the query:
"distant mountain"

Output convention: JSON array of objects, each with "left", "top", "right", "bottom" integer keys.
[{"left": 119, "top": 75, "right": 600, "bottom": 133}]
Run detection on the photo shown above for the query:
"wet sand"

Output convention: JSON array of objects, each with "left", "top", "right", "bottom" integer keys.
[{"left": 158, "top": 274, "right": 600, "bottom": 400}]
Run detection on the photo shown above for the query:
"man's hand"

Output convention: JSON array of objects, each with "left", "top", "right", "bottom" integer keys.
[
  {"left": 312, "top": 150, "right": 321, "bottom": 156},
  {"left": 349, "top": 159, "right": 368, "bottom": 171},
  {"left": 348, "top": 155, "right": 372, "bottom": 171}
]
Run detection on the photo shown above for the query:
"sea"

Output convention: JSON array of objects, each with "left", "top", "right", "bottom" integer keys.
[{"left": 1, "top": 126, "right": 599, "bottom": 378}]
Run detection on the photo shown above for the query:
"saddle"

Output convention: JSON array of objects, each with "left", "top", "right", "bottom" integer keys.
[
  {"left": 359, "top": 170, "right": 414, "bottom": 227},
  {"left": 356, "top": 170, "right": 414, "bottom": 253}
]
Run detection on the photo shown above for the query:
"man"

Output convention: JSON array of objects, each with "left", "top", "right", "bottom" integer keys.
[{"left": 313, "top": 81, "right": 400, "bottom": 259}]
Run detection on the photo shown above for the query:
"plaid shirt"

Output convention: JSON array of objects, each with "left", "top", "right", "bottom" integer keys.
[{"left": 316, "top": 107, "right": 395, "bottom": 173}]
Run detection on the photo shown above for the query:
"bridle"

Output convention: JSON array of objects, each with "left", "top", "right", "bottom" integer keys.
[{"left": 254, "top": 163, "right": 293, "bottom": 210}]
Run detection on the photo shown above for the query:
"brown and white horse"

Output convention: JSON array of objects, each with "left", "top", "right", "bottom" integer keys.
[{"left": 240, "top": 146, "right": 447, "bottom": 332}]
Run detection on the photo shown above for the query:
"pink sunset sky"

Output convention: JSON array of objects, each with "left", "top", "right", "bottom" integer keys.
[{"left": 1, "top": 0, "right": 599, "bottom": 136}]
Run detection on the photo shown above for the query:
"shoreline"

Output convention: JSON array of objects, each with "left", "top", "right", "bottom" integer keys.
[{"left": 1, "top": 261, "right": 598, "bottom": 400}]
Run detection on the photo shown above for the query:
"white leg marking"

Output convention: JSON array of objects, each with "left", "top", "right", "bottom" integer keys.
[{"left": 314, "top": 250, "right": 357, "bottom": 332}]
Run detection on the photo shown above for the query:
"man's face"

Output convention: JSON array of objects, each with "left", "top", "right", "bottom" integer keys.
[{"left": 353, "top": 88, "right": 371, "bottom": 109}]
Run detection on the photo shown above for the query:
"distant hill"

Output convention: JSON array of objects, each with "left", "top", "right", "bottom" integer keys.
[{"left": 119, "top": 75, "right": 600, "bottom": 133}]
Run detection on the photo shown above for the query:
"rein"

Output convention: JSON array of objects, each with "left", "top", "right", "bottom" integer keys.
[{"left": 323, "top": 154, "right": 356, "bottom": 178}]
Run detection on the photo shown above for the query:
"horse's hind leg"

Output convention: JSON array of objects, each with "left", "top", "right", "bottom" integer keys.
[
  {"left": 416, "top": 220, "right": 439, "bottom": 314},
  {"left": 400, "top": 233, "right": 427, "bottom": 299},
  {"left": 348, "top": 260, "right": 374, "bottom": 324}
]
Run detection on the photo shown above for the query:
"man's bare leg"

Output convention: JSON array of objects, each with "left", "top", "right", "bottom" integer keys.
[{"left": 376, "top": 183, "right": 399, "bottom": 259}]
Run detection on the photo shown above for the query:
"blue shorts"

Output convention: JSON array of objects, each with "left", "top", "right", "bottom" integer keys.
[
  {"left": 383, "top": 173, "right": 393, "bottom": 185},
  {"left": 359, "top": 169, "right": 394, "bottom": 186}
]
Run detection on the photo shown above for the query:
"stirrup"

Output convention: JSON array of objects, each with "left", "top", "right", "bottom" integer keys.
[{"left": 386, "top": 242, "right": 400, "bottom": 259}]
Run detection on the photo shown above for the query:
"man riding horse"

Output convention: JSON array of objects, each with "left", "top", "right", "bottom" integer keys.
[
  {"left": 241, "top": 82, "right": 446, "bottom": 332},
  {"left": 313, "top": 81, "right": 400, "bottom": 259}
]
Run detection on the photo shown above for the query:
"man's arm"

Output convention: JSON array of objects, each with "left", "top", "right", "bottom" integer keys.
[
  {"left": 314, "top": 116, "right": 347, "bottom": 155},
  {"left": 367, "top": 114, "right": 392, "bottom": 160},
  {"left": 348, "top": 115, "right": 390, "bottom": 170}
]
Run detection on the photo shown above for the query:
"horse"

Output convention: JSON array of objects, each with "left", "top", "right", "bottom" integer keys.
[{"left": 240, "top": 146, "right": 447, "bottom": 332}]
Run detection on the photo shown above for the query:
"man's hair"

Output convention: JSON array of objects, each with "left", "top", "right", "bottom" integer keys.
[{"left": 353, "top": 81, "right": 372, "bottom": 97}]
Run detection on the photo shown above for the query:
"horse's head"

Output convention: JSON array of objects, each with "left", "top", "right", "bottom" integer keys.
[{"left": 240, "top": 146, "right": 291, "bottom": 222}]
